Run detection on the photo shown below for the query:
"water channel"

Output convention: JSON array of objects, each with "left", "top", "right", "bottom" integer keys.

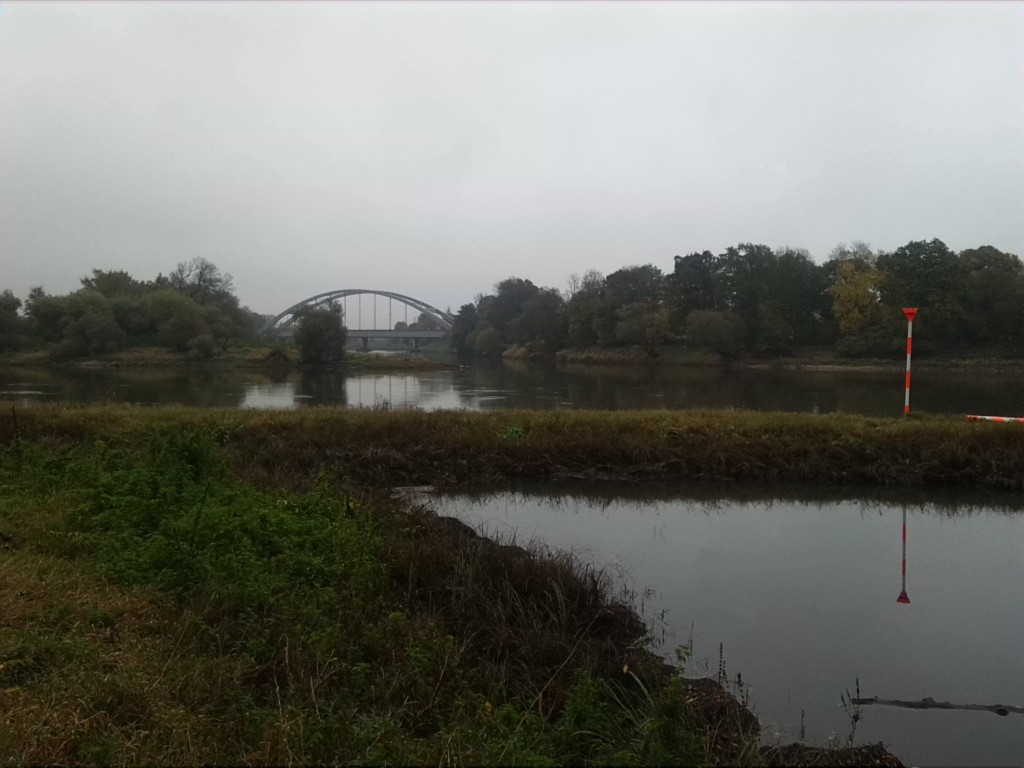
[
  {"left": 430, "top": 486, "right": 1024, "bottom": 767},
  {"left": 2, "top": 359, "right": 1023, "bottom": 416}
]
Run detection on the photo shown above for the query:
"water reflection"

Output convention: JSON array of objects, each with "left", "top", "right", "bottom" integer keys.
[
  {"left": 897, "top": 506, "right": 910, "bottom": 605},
  {"left": 243, "top": 381, "right": 302, "bottom": 409},
  {"left": 4, "top": 360, "right": 1024, "bottom": 416},
  {"left": 429, "top": 485, "right": 1024, "bottom": 767}
]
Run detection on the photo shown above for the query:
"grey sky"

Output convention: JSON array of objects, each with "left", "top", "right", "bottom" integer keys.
[{"left": 3, "top": 1, "right": 1022, "bottom": 316}]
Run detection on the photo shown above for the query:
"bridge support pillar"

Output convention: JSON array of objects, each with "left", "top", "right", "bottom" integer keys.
[
  {"left": 360, "top": 336, "right": 369, "bottom": 352},
  {"left": 413, "top": 338, "right": 420, "bottom": 351}
]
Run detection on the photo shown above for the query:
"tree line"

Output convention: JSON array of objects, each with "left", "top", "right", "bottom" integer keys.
[
  {"left": 450, "top": 239, "right": 1024, "bottom": 359},
  {"left": 0, "top": 258, "right": 263, "bottom": 358},
  {"left": 3, "top": 238, "right": 1021, "bottom": 362}
]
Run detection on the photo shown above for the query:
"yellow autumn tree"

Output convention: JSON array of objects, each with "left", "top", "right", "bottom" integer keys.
[{"left": 830, "top": 259, "right": 885, "bottom": 336}]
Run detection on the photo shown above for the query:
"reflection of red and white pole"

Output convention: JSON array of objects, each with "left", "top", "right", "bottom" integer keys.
[
  {"left": 903, "top": 308, "right": 918, "bottom": 417},
  {"left": 897, "top": 506, "right": 910, "bottom": 604}
]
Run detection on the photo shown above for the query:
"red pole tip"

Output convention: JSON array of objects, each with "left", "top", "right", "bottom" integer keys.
[
  {"left": 897, "top": 592, "right": 911, "bottom": 604},
  {"left": 903, "top": 308, "right": 919, "bottom": 321}
]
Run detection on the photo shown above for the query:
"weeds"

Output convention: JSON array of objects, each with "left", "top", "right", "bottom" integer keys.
[
  {"left": 840, "top": 677, "right": 863, "bottom": 749},
  {"left": 0, "top": 422, "right": 716, "bottom": 765},
  {"left": 502, "top": 424, "right": 527, "bottom": 442}
]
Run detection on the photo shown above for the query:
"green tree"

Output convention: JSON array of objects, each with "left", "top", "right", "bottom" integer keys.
[
  {"left": 471, "top": 277, "right": 569, "bottom": 353},
  {"left": 80, "top": 269, "right": 147, "bottom": 298},
  {"left": 450, "top": 303, "right": 479, "bottom": 355},
  {"left": 23, "top": 288, "right": 126, "bottom": 356},
  {"left": 715, "top": 245, "right": 783, "bottom": 353},
  {"left": 168, "top": 257, "right": 252, "bottom": 348},
  {"left": 482, "top": 278, "right": 541, "bottom": 341},
  {"left": 877, "top": 239, "right": 964, "bottom": 349},
  {"left": 684, "top": 310, "right": 746, "bottom": 359},
  {"left": 294, "top": 305, "right": 347, "bottom": 365},
  {"left": 508, "top": 288, "right": 567, "bottom": 350},
  {"left": 771, "top": 248, "right": 833, "bottom": 346},
  {"left": 24, "top": 287, "right": 68, "bottom": 344},
  {"left": 712, "top": 244, "right": 832, "bottom": 353},
  {"left": 669, "top": 251, "right": 719, "bottom": 320},
  {"left": 139, "top": 290, "right": 210, "bottom": 351},
  {"left": 0, "top": 289, "right": 26, "bottom": 352},
  {"left": 469, "top": 321, "right": 502, "bottom": 356},
  {"left": 565, "top": 270, "right": 606, "bottom": 348},
  {"left": 615, "top": 302, "right": 673, "bottom": 356},
  {"left": 605, "top": 264, "right": 664, "bottom": 306},
  {"left": 60, "top": 291, "right": 127, "bottom": 356},
  {"left": 957, "top": 245, "right": 1024, "bottom": 349}
]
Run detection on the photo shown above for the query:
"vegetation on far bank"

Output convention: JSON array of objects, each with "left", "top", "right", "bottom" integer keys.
[
  {"left": 3, "top": 238, "right": 1023, "bottom": 372},
  {"left": 450, "top": 240, "right": 1024, "bottom": 362},
  {"left": 2, "top": 344, "right": 451, "bottom": 373}
]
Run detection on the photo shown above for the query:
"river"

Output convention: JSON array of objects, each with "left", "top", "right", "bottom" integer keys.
[
  {"left": 430, "top": 485, "right": 1024, "bottom": 767},
  {"left": 2, "top": 359, "right": 1022, "bottom": 416}
]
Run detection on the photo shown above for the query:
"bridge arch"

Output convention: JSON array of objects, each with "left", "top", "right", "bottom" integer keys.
[{"left": 263, "top": 289, "right": 455, "bottom": 337}]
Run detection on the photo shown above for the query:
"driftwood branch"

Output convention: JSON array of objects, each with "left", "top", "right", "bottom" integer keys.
[{"left": 853, "top": 696, "right": 1024, "bottom": 717}]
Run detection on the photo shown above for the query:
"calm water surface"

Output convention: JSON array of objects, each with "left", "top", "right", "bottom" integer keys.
[
  {"left": 3, "top": 360, "right": 1023, "bottom": 416},
  {"left": 431, "top": 486, "right": 1024, "bottom": 768}
]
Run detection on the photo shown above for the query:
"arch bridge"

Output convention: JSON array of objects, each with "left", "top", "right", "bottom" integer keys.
[{"left": 264, "top": 289, "right": 455, "bottom": 351}]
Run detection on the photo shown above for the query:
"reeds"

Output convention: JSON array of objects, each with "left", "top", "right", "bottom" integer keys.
[{"left": 6, "top": 405, "right": 1019, "bottom": 491}]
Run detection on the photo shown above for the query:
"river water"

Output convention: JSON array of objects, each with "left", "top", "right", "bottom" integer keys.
[
  {"left": 2, "top": 359, "right": 1023, "bottom": 416},
  {"left": 430, "top": 486, "right": 1024, "bottom": 768}
]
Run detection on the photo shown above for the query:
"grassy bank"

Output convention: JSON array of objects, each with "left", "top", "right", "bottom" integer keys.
[
  {"left": 2, "top": 425, "right": 709, "bottom": 765},
  {"left": 5, "top": 406, "right": 1019, "bottom": 492},
  {"left": 555, "top": 345, "right": 720, "bottom": 366},
  {"left": 2, "top": 405, "right": 984, "bottom": 765}
]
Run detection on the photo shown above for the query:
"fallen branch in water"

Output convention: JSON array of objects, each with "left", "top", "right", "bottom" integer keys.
[{"left": 853, "top": 696, "right": 1024, "bottom": 717}]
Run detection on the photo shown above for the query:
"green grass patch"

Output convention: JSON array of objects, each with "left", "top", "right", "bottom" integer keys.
[{"left": 0, "top": 418, "right": 715, "bottom": 765}]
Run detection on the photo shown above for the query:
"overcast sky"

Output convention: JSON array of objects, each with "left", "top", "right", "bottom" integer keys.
[{"left": 3, "top": 1, "right": 1022, "bottom": 315}]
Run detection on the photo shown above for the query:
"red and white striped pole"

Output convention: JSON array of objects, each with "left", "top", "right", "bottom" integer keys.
[{"left": 902, "top": 308, "right": 918, "bottom": 417}]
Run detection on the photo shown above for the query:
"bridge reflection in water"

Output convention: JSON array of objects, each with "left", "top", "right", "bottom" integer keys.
[{"left": 263, "top": 289, "right": 454, "bottom": 350}]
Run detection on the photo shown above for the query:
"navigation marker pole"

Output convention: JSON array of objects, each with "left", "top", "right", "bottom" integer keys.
[{"left": 902, "top": 308, "right": 918, "bottom": 417}]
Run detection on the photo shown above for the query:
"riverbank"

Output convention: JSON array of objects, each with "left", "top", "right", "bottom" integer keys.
[
  {"left": 1, "top": 430, "right": 694, "bottom": 764},
  {"left": 0, "top": 407, "right": 933, "bottom": 764},
  {"left": 8, "top": 341, "right": 1024, "bottom": 376},
  {"left": 2, "top": 345, "right": 453, "bottom": 372},
  {"left": 9, "top": 405, "right": 1015, "bottom": 491},
  {"left": 555, "top": 343, "right": 1024, "bottom": 373}
]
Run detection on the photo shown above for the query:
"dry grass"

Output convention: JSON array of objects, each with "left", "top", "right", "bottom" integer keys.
[
  {"left": 0, "top": 551, "right": 258, "bottom": 765},
  {"left": 3, "top": 405, "right": 1023, "bottom": 493}
]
